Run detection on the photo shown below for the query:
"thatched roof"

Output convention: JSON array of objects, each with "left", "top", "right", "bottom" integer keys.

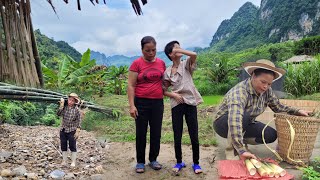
[
  {"left": 46, "top": 0, "right": 148, "bottom": 15},
  {"left": 283, "top": 55, "right": 314, "bottom": 64}
]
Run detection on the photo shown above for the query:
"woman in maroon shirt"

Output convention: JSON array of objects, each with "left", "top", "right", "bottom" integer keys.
[{"left": 127, "top": 36, "right": 166, "bottom": 173}]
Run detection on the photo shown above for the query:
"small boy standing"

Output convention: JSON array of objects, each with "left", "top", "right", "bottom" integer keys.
[{"left": 163, "top": 41, "right": 203, "bottom": 174}]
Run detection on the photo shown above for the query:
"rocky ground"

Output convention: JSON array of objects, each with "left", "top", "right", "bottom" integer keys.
[
  {"left": 1, "top": 120, "right": 319, "bottom": 180},
  {"left": 0, "top": 124, "right": 107, "bottom": 180}
]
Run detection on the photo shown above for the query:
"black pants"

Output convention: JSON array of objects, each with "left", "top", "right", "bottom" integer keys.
[
  {"left": 172, "top": 104, "right": 199, "bottom": 164},
  {"left": 213, "top": 112, "right": 277, "bottom": 144},
  {"left": 135, "top": 97, "right": 164, "bottom": 164},
  {"left": 60, "top": 129, "right": 77, "bottom": 152}
]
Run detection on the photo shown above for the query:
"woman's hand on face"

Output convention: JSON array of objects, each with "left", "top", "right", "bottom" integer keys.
[
  {"left": 297, "top": 109, "right": 312, "bottom": 116},
  {"left": 173, "top": 93, "right": 184, "bottom": 104},
  {"left": 129, "top": 106, "right": 138, "bottom": 119}
]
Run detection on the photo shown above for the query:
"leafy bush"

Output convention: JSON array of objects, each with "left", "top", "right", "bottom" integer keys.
[
  {"left": 300, "top": 157, "right": 320, "bottom": 180},
  {"left": 294, "top": 36, "right": 320, "bottom": 56},
  {"left": 284, "top": 55, "right": 320, "bottom": 96}
]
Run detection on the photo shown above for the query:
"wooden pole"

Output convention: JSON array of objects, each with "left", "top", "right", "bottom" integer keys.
[
  {"left": 11, "top": 1, "right": 27, "bottom": 86},
  {"left": 17, "top": 0, "right": 32, "bottom": 87},
  {"left": 29, "top": 15, "right": 44, "bottom": 87}
]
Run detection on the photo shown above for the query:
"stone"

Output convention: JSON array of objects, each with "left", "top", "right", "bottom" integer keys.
[
  {"left": 64, "top": 173, "right": 75, "bottom": 180},
  {"left": 26, "top": 173, "right": 38, "bottom": 180},
  {"left": 0, "top": 151, "right": 13, "bottom": 159},
  {"left": 90, "top": 174, "right": 103, "bottom": 180},
  {"left": 49, "top": 170, "right": 65, "bottom": 179},
  {"left": 1, "top": 169, "right": 12, "bottom": 177},
  {"left": 12, "top": 165, "right": 27, "bottom": 176}
]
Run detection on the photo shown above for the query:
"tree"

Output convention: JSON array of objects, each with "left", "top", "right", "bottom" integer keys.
[{"left": 106, "top": 66, "right": 128, "bottom": 95}]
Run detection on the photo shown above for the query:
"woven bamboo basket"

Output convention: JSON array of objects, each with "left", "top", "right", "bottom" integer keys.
[{"left": 274, "top": 113, "right": 320, "bottom": 165}]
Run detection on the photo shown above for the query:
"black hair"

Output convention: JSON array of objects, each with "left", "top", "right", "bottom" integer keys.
[
  {"left": 253, "top": 68, "right": 276, "bottom": 78},
  {"left": 141, "top": 36, "right": 156, "bottom": 49},
  {"left": 164, "top": 40, "right": 179, "bottom": 61}
]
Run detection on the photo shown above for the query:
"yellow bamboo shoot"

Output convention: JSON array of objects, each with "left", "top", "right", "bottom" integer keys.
[
  {"left": 268, "top": 163, "right": 286, "bottom": 177},
  {"left": 261, "top": 163, "right": 274, "bottom": 177},
  {"left": 257, "top": 166, "right": 268, "bottom": 177},
  {"left": 250, "top": 158, "right": 261, "bottom": 168},
  {"left": 264, "top": 163, "right": 280, "bottom": 178},
  {"left": 245, "top": 159, "right": 257, "bottom": 176}
]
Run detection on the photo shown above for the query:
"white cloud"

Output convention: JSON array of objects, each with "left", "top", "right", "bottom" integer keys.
[{"left": 31, "top": 0, "right": 261, "bottom": 56}]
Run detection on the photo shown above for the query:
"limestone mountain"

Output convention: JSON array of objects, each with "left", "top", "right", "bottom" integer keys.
[{"left": 210, "top": 0, "right": 320, "bottom": 52}]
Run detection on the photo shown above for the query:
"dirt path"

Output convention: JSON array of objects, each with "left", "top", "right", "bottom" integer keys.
[{"left": 103, "top": 142, "right": 219, "bottom": 180}]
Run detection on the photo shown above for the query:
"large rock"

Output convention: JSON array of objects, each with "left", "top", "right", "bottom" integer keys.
[
  {"left": 90, "top": 174, "right": 103, "bottom": 180},
  {"left": 12, "top": 165, "right": 27, "bottom": 176},
  {"left": 0, "top": 169, "right": 12, "bottom": 177}
]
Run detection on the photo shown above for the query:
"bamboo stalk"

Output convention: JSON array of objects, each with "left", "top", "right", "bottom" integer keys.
[
  {"left": 29, "top": 15, "right": 44, "bottom": 87},
  {"left": 17, "top": 0, "right": 33, "bottom": 87},
  {"left": 11, "top": 1, "right": 27, "bottom": 86},
  {"left": 1, "top": 0, "right": 15, "bottom": 82},
  {"left": 0, "top": 4, "right": 3, "bottom": 82},
  {"left": 18, "top": 0, "right": 38, "bottom": 87},
  {"left": 0, "top": 95, "right": 112, "bottom": 115},
  {"left": 0, "top": 85, "right": 66, "bottom": 96},
  {"left": 0, "top": 89, "right": 65, "bottom": 98},
  {"left": 7, "top": 1, "right": 20, "bottom": 84}
]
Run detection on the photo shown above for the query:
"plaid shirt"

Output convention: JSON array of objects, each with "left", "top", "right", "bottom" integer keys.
[
  {"left": 214, "top": 78, "right": 299, "bottom": 154},
  {"left": 57, "top": 106, "right": 81, "bottom": 133}
]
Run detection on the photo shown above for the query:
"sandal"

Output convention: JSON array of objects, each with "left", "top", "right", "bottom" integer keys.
[
  {"left": 172, "top": 162, "right": 186, "bottom": 173},
  {"left": 149, "top": 161, "right": 162, "bottom": 170},
  {"left": 135, "top": 163, "right": 145, "bottom": 173},
  {"left": 192, "top": 164, "right": 203, "bottom": 174}
]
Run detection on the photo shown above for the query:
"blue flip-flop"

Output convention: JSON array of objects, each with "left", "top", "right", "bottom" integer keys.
[
  {"left": 149, "top": 161, "right": 162, "bottom": 170},
  {"left": 135, "top": 163, "right": 145, "bottom": 173},
  {"left": 172, "top": 162, "right": 186, "bottom": 172},
  {"left": 192, "top": 164, "right": 203, "bottom": 174}
]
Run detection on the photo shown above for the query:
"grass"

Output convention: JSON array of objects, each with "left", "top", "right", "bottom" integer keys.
[
  {"left": 202, "top": 95, "right": 223, "bottom": 105},
  {"left": 82, "top": 94, "right": 218, "bottom": 146},
  {"left": 293, "top": 93, "right": 320, "bottom": 101}
]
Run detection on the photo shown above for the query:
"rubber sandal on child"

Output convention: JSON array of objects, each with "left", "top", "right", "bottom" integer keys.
[
  {"left": 172, "top": 162, "right": 186, "bottom": 173},
  {"left": 149, "top": 161, "right": 162, "bottom": 170},
  {"left": 135, "top": 163, "right": 145, "bottom": 173},
  {"left": 192, "top": 164, "right": 203, "bottom": 174}
]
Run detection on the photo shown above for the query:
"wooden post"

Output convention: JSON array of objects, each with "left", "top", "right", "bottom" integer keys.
[
  {"left": 18, "top": 0, "right": 38, "bottom": 87},
  {"left": 30, "top": 17, "right": 44, "bottom": 87},
  {"left": 17, "top": 0, "right": 32, "bottom": 87},
  {"left": 2, "top": 0, "right": 19, "bottom": 84}
]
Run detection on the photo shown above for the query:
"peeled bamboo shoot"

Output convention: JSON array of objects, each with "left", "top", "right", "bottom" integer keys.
[
  {"left": 245, "top": 159, "right": 256, "bottom": 176},
  {"left": 268, "top": 163, "right": 286, "bottom": 177},
  {"left": 261, "top": 163, "right": 274, "bottom": 177},
  {"left": 257, "top": 166, "right": 268, "bottom": 177},
  {"left": 250, "top": 158, "right": 261, "bottom": 168}
]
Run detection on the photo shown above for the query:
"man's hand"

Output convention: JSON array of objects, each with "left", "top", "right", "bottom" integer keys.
[
  {"left": 59, "top": 98, "right": 65, "bottom": 108},
  {"left": 297, "top": 109, "right": 312, "bottom": 116},
  {"left": 129, "top": 105, "right": 138, "bottom": 119},
  {"left": 240, "top": 152, "right": 257, "bottom": 160},
  {"left": 74, "top": 128, "right": 80, "bottom": 140},
  {"left": 173, "top": 92, "right": 184, "bottom": 104}
]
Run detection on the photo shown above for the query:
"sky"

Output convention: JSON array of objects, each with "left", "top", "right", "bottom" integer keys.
[{"left": 31, "top": 0, "right": 261, "bottom": 56}]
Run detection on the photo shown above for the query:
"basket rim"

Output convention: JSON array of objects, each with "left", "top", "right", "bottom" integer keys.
[{"left": 274, "top": 113, "right": 320, "bottom": 122}]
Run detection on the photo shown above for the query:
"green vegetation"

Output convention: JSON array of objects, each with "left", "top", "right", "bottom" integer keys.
[
  {"left": 0, "top": 101, "right": 59, "bottom": 126},
  {"left": 284, "top": 55, "right": 320, "bottom": 97},
  {"left": 300, "top": 157, "right": 320, "bottom": 180},
  {"left": 81, "top": 95, "right": 217, "bottom": 146},
  {"left": 35, "top": 29, "right": 81, "bottom": 68},
  {"left": 209, "top": 0, "right": 320, "bottom": 53},
  {"left": 202, "top": 95, "right": 223, "bottom": 105}
]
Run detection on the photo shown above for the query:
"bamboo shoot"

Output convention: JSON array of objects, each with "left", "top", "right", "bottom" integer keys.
[
  {"left": 250, "top": 158, "right": 261, "bottom": 168},
  {"left": 268, "top": 163, "right": 286, "bottom": 177},
  {"left": 245, "top": 159, "right": 256, "bottom": 176}
]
